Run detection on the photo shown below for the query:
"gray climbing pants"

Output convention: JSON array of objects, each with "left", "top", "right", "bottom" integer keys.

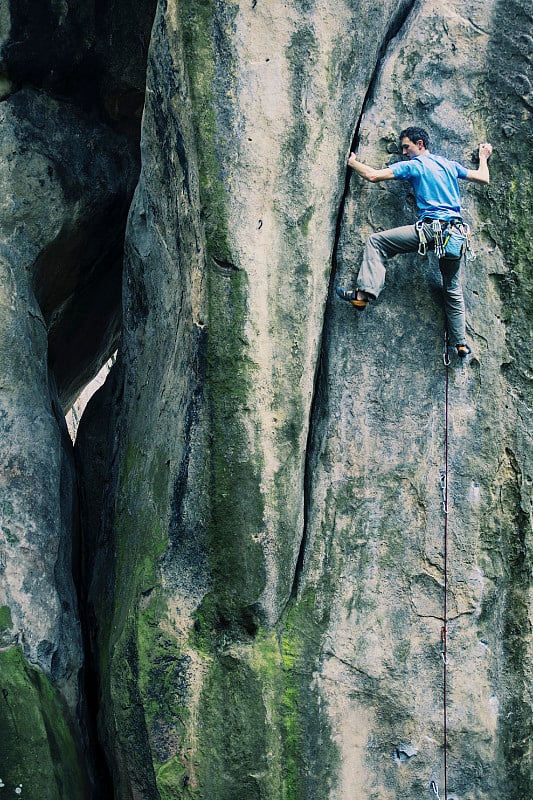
[{"left": 356, "top": 223, "right": 467, "bottom": 347}]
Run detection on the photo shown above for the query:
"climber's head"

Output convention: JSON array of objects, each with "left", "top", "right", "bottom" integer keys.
[{"left": 400, "top": 126, "right": 430, "bottom": 158}]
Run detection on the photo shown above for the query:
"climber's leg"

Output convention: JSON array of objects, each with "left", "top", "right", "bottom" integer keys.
[
  {"left": 355, "top": 224, "right": 420, "bottom": 298},
  {"left": 439, "top": 257, "right": 468, "bottom": 351},
  {"left": 336, "top": 224, "right": 420, "bottom": 307}
]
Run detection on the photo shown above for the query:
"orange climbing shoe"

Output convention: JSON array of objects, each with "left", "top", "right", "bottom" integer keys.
[
  {"left": 335, "top": 286, "right": 368, "bottom": 309},
  {"left": 456, "top": 344, "right": 472, "bottom": 359}
]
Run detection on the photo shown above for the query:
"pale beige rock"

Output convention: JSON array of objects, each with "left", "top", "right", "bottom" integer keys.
[
  {"left": 85, "top": 0, "right": 531, "bottom": 793},
  {"left": 307, "top": 1, "right": 532, "bottom": 797},
  {"left": 1, "top": 0, "right": 531, "bottom": 796}
]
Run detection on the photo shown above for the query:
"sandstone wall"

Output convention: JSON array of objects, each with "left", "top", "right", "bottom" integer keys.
[
  {"left": 0, "top": 0, "right": 531, "bottom": 798},
  {"left": 81, "top": 0, "right": 532, "bottom": 798},
  {"left": 0, "top": 0, "right": 152, "bottom": 795}
]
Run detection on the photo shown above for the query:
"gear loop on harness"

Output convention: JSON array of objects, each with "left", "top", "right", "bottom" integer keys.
[{"left": 415, "top": 217, "right": 476, "bottom": 262}]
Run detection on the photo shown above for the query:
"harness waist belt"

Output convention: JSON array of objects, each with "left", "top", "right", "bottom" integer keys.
[{"left": 421, "top": 217, "right": 462, "bottom": 225}]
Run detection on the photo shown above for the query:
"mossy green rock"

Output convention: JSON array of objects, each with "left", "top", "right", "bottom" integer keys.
[
  {"left": 0, "top": 649, "right": 87, "bottom": 799},
  {"left": 1, "top": 0, "right": 530, "bottom": 797},
  {"left": 80, "top": 0, "right": 532, "bottom": 797}
]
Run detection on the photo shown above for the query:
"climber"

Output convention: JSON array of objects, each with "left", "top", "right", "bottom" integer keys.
[{"left": 336, "top": 126, "right": 493, "bottom": 358}]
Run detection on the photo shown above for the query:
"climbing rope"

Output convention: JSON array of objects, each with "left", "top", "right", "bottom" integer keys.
[{"left": 439, "top": 330, "right": 450, "bottom": 799}]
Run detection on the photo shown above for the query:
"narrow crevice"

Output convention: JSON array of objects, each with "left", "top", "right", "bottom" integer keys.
[
  {"left": 78, "top": 659, "right": 115, "bottom": 799},
  {"left": 74, "top": 367, "right": 128, "bottom": 799},
  {"left": 76, "top": 455, "right": 118, "bottom": 799},
  {"left": 289, "top": 0, "right": 420, "bottom": 601}
]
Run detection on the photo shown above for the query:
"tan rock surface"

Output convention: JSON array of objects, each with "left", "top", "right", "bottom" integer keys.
[{"left": 0, "top": 0, "right": 531, "bottom": 797}]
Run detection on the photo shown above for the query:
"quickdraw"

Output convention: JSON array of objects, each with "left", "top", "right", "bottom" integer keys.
[
  {"left": 430, "top": 780, "right": 441, "bottom": 799},
  {"left": 416, "top": 219, "right": 429, "bottom": 255},
  {"left": 439, "top": 469, "right": 448, "bottom": 515},
  {"left": 433, "top": 219, "right": 447, "bottom": 258},
  {"left": 463, "top": 222, "right": 476, "bottom": 261}
]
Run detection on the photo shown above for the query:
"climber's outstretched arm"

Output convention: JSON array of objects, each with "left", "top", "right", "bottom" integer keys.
[{"left": 348, "top": 152, "right": 395, "bottom": 183}]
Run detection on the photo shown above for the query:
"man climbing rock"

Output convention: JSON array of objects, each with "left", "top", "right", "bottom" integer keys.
[{"left": 336, "top": 126, "right": 493, "bottom": 358}]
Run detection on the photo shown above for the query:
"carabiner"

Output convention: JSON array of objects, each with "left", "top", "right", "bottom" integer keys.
[{"left": 430, "top": 780, "right": 440, "bottom": 799}]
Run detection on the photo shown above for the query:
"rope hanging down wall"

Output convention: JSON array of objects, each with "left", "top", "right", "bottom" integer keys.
[{"left": 433, "top": 329, "right": 451, "bottom": 800}]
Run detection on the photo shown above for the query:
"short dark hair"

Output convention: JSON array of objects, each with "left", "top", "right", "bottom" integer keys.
[{"left": 400, "top": 126, "right": 430, "bottom": 149}]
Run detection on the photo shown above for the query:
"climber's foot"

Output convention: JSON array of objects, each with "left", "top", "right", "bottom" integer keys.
[
  {"left": 456, "top": 343, "right": 472, "bottom": 359},
  {"left": 335, "top": 286, "right": 368, "bottom": 309}
]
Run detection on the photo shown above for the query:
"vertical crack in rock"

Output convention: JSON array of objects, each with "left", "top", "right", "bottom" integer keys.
[
  {"left": 349, "top": 0, "right": 420, "bottom": 152},
  {"left": 290, "top": 0, "right": 420, "bottom": 600}
]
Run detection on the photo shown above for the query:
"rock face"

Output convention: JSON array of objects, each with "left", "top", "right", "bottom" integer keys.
[
  {"left": 0, "top": 0, "right": 153, "bottom": 796},
  {"left": 1, "top": 0, "right": 532, "bottom": 798}
]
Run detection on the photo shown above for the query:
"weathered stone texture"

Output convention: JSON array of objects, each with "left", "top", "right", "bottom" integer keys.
[
  {"left": 1, "top": 0, "right": 532, "bottom": 798},
  {"left": 80, "top": 0, "right": 532, "bottom": 798},
  {"left": 0, "top": 0, "right": 153, "bottom": 796}
]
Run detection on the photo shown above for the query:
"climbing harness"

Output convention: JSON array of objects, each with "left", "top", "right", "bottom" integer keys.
[{"left": 415, "top": 219, "right": 476, "bottom": 261}]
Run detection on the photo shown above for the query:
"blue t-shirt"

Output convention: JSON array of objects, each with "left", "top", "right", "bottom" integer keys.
[{"left": 390, "top": 154, "right": 468, "bottom": 220}]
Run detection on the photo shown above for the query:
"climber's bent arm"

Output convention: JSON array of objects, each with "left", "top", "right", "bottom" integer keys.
[
  {"left": 466, "top": 142, "right": 493, "bottom": 185},
  {"left": 348, "top": 152, "right": 395, "bottom": 183}
]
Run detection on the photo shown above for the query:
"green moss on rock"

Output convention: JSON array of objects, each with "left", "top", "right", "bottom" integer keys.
[
  {"left": 111, "top": 443, "right": 170, "bottom": 627},
  {"left": 137, "top": 592, "right": 203, "bottom": 799},
  {"left": 248, "top": 591, "right": 339, "bottom": 800},
  {"left": 0, "top": 648, "right": 87, "bottom": 800},
  {"left": 181, "top": 0, "right": 236, "bottom": 263},
  {"left": 197, "top": 654, "right": 268, "bottom": 800},
  {"left": 156, "top": 755, "right": 203, "bottom": 800},
  {"left": 0, "top": 605, "right": 13, "bottom": 630},
  {"left": 95, "top": 441, "right": 177, "bottom": 796},
  {"left": 181, "top": 0, "right": 266, "bottom": 627},
  {"left": 187, "top": 589, "right": 339, "bottom": 800},
  {"left": 280, "top": 593, "right": 339, "bottom": 800},
  {"left": 490, "top": 454, "right": 532, "bottom": 796},
  {"left": 206, "top": 260, "right": 266, "bottom": 626}
]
